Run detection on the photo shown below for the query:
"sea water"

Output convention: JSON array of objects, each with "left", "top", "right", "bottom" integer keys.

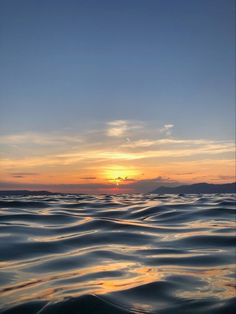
[{"left": 0, "top": 193, "right": 235, "bottom": 313}]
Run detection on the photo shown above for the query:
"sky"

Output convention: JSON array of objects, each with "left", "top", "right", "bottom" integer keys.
[{"left": 0, "top": 0, "right": 235, "bottom": 193}]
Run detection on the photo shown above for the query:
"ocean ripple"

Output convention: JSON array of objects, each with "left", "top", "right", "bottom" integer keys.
[{"left": 0, "top": 193, "right": 235, "bottom": 313}]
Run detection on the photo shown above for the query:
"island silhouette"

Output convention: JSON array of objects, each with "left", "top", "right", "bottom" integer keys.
[
  {"left": 151, "top": 182, "right": 236, "bottom": 194},
  {"left": 0, "top": 182, "right": 235, "bottom": 196}
]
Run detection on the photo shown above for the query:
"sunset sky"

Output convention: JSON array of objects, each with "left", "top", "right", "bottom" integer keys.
[{"left": 0, "top": 0, "right": 235, "bottom": 193}]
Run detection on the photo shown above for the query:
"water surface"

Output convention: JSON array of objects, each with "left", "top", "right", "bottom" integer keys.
[{"left": 0, "top": 193, "right": 235, "bottom": 313}]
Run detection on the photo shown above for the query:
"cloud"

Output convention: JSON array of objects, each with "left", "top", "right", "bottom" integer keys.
[
  {"left": 160, "top": 124, "right": 174, "bottom": 136},
  {"left": 122, "top": 177, "right": 136, "bottom": 182},
  {"left": 108, "top": 177, "right": 136, "bottom": 182},
  {"left": 0, "top": 132, "right": 83, "bottom": 146},
  {"left": 174, "top": 172, "right": 194, "bottom": 176},
  {"left": 10, "top": 172, "right": 39, "bottom": 178},
  {"left": 0, "top": 140, "right": 234, "bottom": 172},
  {"left": 122, "top": 138, "right": 215, "bottom": 148},
  {"left": 0, "top": 121, "right": 234, "bottom": 192},
  {"left": 216, "top": 175, "right": 236, "bottom": 180},
  {"left": 10, "top": 172, "right": 39, "bottom": 176},
  {"left": 106, "top": 120, "right": 142, "bottom": 137},
  {"left": 106, "top": 120, "right": 128, "bottom": 137},
  {"left": 122, "top": 139, "right": 157, "bottom": 148},
  {"left": 12, "top": 175, "right": 24, "bottom": 178}
]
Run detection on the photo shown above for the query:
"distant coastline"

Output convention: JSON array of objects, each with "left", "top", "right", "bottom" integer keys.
[
  {"left": 0, "top": 190, "right": 55, "bottom": 196},
  {"left": 151, "top": 182, "right": 236, "bottom": 194},
  {"left": 0, "top": 182, "right": 235, "bottom": 195}
]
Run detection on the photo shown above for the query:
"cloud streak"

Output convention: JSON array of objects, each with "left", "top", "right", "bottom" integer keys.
[
  {"left": 0, "top": 120, "right": 234, "bottom": 192},
  {"left": 106, "top": 120, "right": 129, "bottom": 137},
  {"left": 0, "top": 138, "right": 234, "bottom": 170},
  {"left": 106, "top": 120, "right": 143, "bottom": 137}
]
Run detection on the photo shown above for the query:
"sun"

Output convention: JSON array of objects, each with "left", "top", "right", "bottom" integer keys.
[{"left": 103, "top": 165, "right": 140, "bottom": 185}]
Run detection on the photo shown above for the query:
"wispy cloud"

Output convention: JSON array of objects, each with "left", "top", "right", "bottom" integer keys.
[
  {"left": 106, "top": 120, "right": 142, "bottom": 137},
  {"left": 0, "top": 120, "right": 234, "bottom": 192},
  {"left": 10, "top": 172, "right": 39, "bottom": 176},
  {"left": 0, "top": 132, "right": 83, "bottom": 146},
  {"left": 159, "top": 124, "right": 174, "bottom": 136},
  {"left": 0, "top": 139, "right": 234, "bottom": 169},
  {"left": 10, "top": 172, "right": 39, "bottom": 178},
  {"left": 122, "top": 138, "right": 216, "bottom": 148},
  {"left": 106, "top": 120, "right": 128, "bottom": 137}
]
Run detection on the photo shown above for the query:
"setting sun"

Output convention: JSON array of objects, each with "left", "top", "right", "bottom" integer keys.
[{"left": 103, "top": 166, "right": 140, "bottom": 185}]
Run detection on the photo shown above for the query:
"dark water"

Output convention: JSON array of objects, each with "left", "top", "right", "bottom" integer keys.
[{"left": 0, "top": 193, "right": 235, "bottom": 314}]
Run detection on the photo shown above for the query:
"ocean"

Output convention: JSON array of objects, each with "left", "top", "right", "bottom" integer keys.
[{"left": 0, "top": 193, "right": 235, "bottom": 313}]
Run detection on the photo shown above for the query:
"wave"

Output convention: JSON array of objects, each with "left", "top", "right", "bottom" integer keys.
[{"left": 0, "top": 193, "right": 235, "bottom": 313}]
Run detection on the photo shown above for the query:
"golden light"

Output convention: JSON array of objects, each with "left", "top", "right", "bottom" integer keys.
[{"left": 103, "top": 165, "right": 140, "bottom": 185}]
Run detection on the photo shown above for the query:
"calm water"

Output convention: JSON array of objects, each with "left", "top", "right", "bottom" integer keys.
[{"left": 0, "top": 193, "right": 235, "bottom": 313}]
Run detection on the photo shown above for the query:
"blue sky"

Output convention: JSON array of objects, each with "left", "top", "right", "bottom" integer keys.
[
  {"left": 0, "top": 0, "right": 235, "bottom": 192},
  {"left": 0, "top": 0, "right": 235, "bottom": 138}
]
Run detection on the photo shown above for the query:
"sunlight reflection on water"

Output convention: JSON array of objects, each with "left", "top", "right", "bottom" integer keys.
[{"left": 0, "top": 193, "right": 235, "bottom": 313}]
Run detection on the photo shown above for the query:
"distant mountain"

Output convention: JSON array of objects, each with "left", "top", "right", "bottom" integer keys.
[
  {"left": 0, "top": 190, "right": 54, "bottom": 196},
  {"left": 151, "top": 182, "right": 236, "bottom": 194}
]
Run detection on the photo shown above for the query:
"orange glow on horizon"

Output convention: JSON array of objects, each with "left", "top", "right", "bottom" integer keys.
[
  {"left": 0, "top": 157, "right": 235, "bottom": 194},
  {"left": 0, "top": 129, "right": 235, "bottom": 193},
  {"left": 103, "top": 165, "right": 141, "bottom": 185}
]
